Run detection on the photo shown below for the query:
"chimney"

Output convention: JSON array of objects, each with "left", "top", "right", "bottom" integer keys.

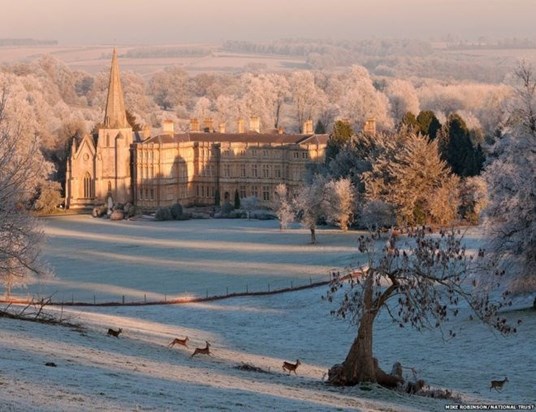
[
  {"left": 237, "top": 118, "right": 245, "bottom": 134},
  {"left": 218, "top": 122, "right": 226, "bottom": 133},
  {"left": 190, "top": 118, "right": 200, "bottom": 132},
  {"left": 162, "top": 119, "right": 174, "bottom": 136},
  {"left": 203, "top": 117, "right": 213, "bottom": 132},
  {"left": 142, "top": 124, "right": 151, "bottom": 139},
  {"left": 303, "top": 119, "right": 314, "bottom": 134},
  {"left": 249, "top": 116, "right": 260, "bottom": 133},
  {"left": 364, "top": 117, "right": 376, "bottom": 135}
]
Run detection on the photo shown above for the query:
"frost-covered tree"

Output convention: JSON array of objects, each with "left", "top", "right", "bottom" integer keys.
[
  {"left": 148, "top": 67, "right": 189, "bottom": 111},
  {"left": 324, "top": 178, "right": 356, "bottom": 231},
  {"left": 293, "top": 175, "right": 327, "bottom": 243},
  {"left": 273, "top": 184, "right": 294, "bottom": 230},
  {"left": 385, "top": 79, "right": 420, "bottom": 125},
  {"left": 0, "top": 85, "right": 52, "bottom": 296},
  {"left": 325, "top": 230, "right": 517, "bottom": 387},
  {"left": 359, "top": 200, "right": 396, "bottom": 231},
  {"left": 289, "top": 71, "right": 325, "bottom": 132},
  {"left": 483, "top": 62, "right": 536, "bottom": 292},
  {"left": 363, "top": 129, "right": 460, "bottom": 226}
]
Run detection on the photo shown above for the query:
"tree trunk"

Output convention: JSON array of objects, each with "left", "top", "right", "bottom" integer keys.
[
  {"left": 329, "top": 273, "right": 377, "bottom": 386},
  {"left": 338, "top": 311, "right": 377, "bottom": 385},
  {"left": 310, "top": 227, "right": 316, "bottom": 244}
]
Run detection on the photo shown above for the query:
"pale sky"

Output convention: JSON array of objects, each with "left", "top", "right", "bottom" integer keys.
[{"left": 0, "top": 0, "right": 534, "bottom": 44}]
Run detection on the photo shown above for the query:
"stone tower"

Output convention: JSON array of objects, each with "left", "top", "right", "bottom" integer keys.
[
  {"left": 65, "top": 49, "right": 133, "bottom": 208},
  {"left": 95, "top": 49, "right": 133, "bottom": 204}
]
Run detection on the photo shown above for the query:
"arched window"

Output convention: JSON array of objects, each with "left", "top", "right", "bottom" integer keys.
[{"left": 83, "top": 172, "right": 94, "bottom": 199}]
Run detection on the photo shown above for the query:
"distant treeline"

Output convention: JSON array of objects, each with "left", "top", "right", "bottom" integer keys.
[
  {"left": 122, "top": 46, "right": 213, "bottom": 59},
  {"left": 0, "top": 38, "right": 58, "bottom": 46},
  {"left": 447, "top": 38, "right": 536, "bottom": 50},
  {"left": 223, "top": 38, "right": 433, "bottom": 58}
]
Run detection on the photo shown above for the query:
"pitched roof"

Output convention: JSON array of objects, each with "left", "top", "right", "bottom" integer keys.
[
  {"left": 140, "top": 132, "right": 328, "bottom": 146},
  {"left": 103, "top": 49, "right": 129, "bottom": 129}
]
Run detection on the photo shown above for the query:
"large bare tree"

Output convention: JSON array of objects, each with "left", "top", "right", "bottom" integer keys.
[
  {"left": 0, "top": 85, "right": 52, "bottom": 296},
  {"left": 326, "top": 230, "right": 517, "bottom": 386}
]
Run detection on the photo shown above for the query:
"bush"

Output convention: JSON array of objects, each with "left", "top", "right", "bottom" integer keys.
[
  {"left": 155, "top": 207, "right": 173, "bottom": 221},
  {"left": 170, "top": 203, "right": 183, "bottom": 219}
]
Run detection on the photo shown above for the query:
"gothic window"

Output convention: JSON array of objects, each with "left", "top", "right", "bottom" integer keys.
[{"left": 83, "top": 172, "right": 94, "bottom": 199}]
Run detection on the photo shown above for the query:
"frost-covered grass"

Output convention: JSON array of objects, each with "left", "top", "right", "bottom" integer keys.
[
  {"left": 1, "top": 216, "right": 534, "bottom": 411},
  {"left": 31, "top": 215, "right": 362, "bottom": 303}
]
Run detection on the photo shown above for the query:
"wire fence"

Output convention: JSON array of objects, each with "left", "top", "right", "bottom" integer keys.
[{"left": 2, "top": 272, "right": 352, "bottom": 307}]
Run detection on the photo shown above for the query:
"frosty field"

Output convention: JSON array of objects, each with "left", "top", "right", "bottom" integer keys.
[{"left": 1, "top": 216, "right": 535, "bottom": 411}]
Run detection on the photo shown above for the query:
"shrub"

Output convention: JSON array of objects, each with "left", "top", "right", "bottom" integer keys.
[
  {"left": 170, "top": 203, "right": 183, "bottom": 219},
  {"left": 155, "top": 207, "right": 172, "bottom": 221}
]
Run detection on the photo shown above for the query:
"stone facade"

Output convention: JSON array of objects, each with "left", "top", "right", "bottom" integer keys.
[{"left": 66, "top": 51, "right": 327, "bottom": 210}]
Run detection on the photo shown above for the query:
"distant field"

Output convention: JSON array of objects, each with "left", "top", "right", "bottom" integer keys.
[{"left": 0, "top": 44, "right": 308, "bottom": 76}]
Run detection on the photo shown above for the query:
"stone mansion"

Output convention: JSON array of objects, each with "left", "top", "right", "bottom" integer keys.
[{"left": 65, "top": 50, "right": 328, "bottom": 210}]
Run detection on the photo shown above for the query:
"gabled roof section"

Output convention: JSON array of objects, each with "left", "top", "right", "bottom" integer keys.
[{"left": 103, "top": 49, "right": 129, "bottom": 129}]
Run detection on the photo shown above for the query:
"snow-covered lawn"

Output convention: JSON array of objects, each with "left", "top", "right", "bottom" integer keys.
[{"left": 1, "top": 216, "right": 534, "bottom": 411}]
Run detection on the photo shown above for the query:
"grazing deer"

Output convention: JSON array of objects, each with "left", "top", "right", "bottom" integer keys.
[
  {"left": 490, "top": 377, "right": 508, "bottom": 391},
  {"left": 107, "top": 328, "right": 122, "bottom": 338},
  {"left": 168, "top": 336, "right": 189, "bottom": 348},
  {"left": 282, "top": 359, "right": 301, "bottom": 375},
  {"left": 191, "top": 341, "right": 211, "bottom": 357}
]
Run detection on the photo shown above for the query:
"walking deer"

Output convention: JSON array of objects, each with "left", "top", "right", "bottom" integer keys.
[
  {"left": 168, "top": 336, "right": 189, "bottom": 348},
  {"left": 282, "top": 359, "right": 301, "bottom": 375},
  {"left": 490, "top": 377, "right": 508, "bottom": 391},
  {"left": 191, "top": 341, "right": 211, "bottom": 357},
  {"left": 107, "top": 328, "right": 122, "bottom": 338}
]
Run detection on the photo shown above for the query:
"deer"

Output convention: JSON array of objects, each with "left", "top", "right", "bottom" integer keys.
[
  {"left": 490, "top": 376, "right": 508, "bottom": 391},
  {"left": 107, "top": 328, "right": 122, "bottom": 338},
  {"left": 168, "top": 336, "right": 189, "bottom": 348},
  {"left": 282, "top": 359, "right": 301, "bottom": 375},
  {"left": 191, "top": 341, "right": 211, "bottom": 357}
]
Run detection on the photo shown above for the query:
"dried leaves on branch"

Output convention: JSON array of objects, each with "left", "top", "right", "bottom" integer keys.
[{"left": 324, "top": 228, "right": 517, "bottom": 386}]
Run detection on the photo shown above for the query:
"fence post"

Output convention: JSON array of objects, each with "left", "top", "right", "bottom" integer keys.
[
  {"left": 93, "top": 295, "right": 96, "bottom": 305},
  {"left": 206, "top": 289, "right": 209, "bottom": 298},
  {"left": 246, "top": 284, "right": 249, "bottom": 293},
  {"left": 122, "top": 295, "right": 125, "bottom": 304},
  {"left": 226, "top": 287, "right": 229, "bottom": 296},
  {"left": 144, "top": 294, "right": 146, "bottom": 303},
  {"left": 268, "top": 283, "right": 270, "bottom": 292}
]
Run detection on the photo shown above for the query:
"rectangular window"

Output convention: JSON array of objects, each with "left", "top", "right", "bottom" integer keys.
[
  {"left": 252, "top": 186, "right": 258, "bottom": 198},
  {"left": 241, "top": 164, "right": 246, "bottom": 177},
  {"left": 262, "top": 165, "right": 270, "bottom": 178},
  {"left": 252, "top": 164, "right": 258, "bottom": 178},
  {"left": 274, "top": 166, "right": 281, "bottom": 178},
  {"left": 224, "top": 164, "right": 231, "bottom": 177},
  {"left": 263, "top": 186, "right": 270, "bottom": 201},
  {"left": 239, "top": 185, "right": 246, "bottom": 198}
]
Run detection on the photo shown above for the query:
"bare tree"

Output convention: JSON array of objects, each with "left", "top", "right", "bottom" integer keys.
[
  {"left": 273, "top": 184, "right": 294, "bottom": 230},
  {"left": 0, "top": 85, "right": 52, "bottom": 296},
  {"left": 325, "top": 230, "right": 517, "bottom": 386},
  {"left": 293, "top": 175, "right": 327, "bottom": 243},
  {"left": 324, "top": 178, "right": 356, "bottom": 231},
  {"left": 483, "top": 62, "right": 536, "bottom": 292}
]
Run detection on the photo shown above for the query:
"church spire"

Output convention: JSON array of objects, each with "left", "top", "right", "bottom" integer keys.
[{"left": 103, "top": 49, "right": 129, "bottom": 129}]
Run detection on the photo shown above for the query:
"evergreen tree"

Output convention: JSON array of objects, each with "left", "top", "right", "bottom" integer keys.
[
  {"left": 234, "top": 189, "right": 240, "bottom": 209},
  {"left": 400, "top": 111, "right": 419, "bottom": 131},
  {"left": 325, "top": 120, "right": 353, "bottom": 164},
  {"left": 439, "top": 113, "right": 483, "bottom": 177},
  {"left": 416, "top": 110, "right": 441, "bottom": 139},
  {"left": 314, "top": 119, "right": 326, "bottom": 134}
]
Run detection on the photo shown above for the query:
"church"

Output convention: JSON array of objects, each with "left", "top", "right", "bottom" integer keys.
[{"left": 65, "top": 50, "right": 328, "bottom": 210}]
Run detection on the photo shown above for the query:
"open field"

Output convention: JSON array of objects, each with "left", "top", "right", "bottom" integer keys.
[
  {"left": 31, "top": 215, "right": 361, "bottom": 304},
  {"left": 1, "top": 216, "right": 535, "bottom": 411}
]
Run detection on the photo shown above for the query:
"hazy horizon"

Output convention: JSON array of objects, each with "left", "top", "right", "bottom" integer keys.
[{"left": 1, "top": 0, "right": 535, "bottom": 45}]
